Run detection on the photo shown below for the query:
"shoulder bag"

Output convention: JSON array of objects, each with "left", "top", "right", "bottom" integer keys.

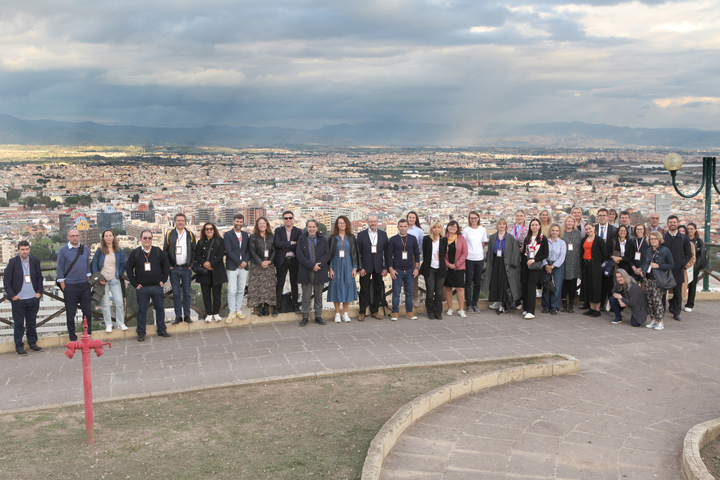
[
  {"left": 56, "top": 245, "right": 84, "bottom": 287},
  {"left": 653, "top": 268, "right": 677, "bottom": 290},
  {"left": 193, "top": 239, "right": 214, "bottom": 275}
]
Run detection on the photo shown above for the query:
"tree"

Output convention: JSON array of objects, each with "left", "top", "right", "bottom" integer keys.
[
  {"left": 5, "top": 188, "right": 21, "bottom": 201},
  {"left": 131, "top": 194, "right": 140, "bottom": 202},
  {"left": 317, "top": 223, "right": 328, "bottom": 236},
  {"left": 30, "top": 244, "right": 51, "bottom": 261},
  {"left": 112, "top": 228, "right": 127, "bottom": 236},
  {"left": 148, "top": 200, "right": 155, "bottom": 209},
  {"left": 0, "top": 198, "right": 8, "bottom": 207}
]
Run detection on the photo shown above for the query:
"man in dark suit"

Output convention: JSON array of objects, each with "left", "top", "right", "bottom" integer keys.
[
  {"left": 594, "top": 208, "right": 616, "bottom": 311},
  {"left": 357, "top": 215, "right": 388, "bottom": 320},
  {"left": 3, "top": 241, "right": 44, "bottom": 355},
  {"left": 224, "top": 213, "right": 250, "bottom": 322},
  {"left": 273, "top": 211, "right": 303, "bottom": 315},
  {"left": 663, "top": 215, "right": 692, "bottom": 321}
]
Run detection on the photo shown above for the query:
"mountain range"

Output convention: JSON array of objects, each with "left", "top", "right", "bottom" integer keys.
[{"left": 1, "top": 114, "right": 719, "bottom": 149}]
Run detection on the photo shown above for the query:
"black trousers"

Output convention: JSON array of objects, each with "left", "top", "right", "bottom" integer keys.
[
  {"left": 686, "top": 276, "right": 698, "bottom": 309},
  {"left": 424, "top": 269, "right": 445, "bottom": 317},
  {"left": 359, "top": 270, "right": 384, "bottom": 314},
  {"left": 63, "top": 282, "right": 93, "bottom": 341},
  {"left": 562, "top": 278, "right": 578, "bottom": 302},
  {"left": 201, "top": 284, "right": 223, "bottom": 315},
  {"left": 520, "top": 265, "right": 542, "bottom": 315},
  {"left": 663, "top": 279, "right": 683, "bottom": 314},
  {"left": 601, "top": 274, "right": 613, "bottom": 306},
  {"left": 276, "top": 257, "right": 299, "bottom": 307},
  {"left": 464, "top": 260, "right": 484, "bottom": 307}
]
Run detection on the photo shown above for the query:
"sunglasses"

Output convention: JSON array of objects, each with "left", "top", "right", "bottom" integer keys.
[
  {"left": 142, "top": 237, "right": 153, "bottom": 240},
  {"left": 284, "top": 217, "right": 293, "bottom": 220}
]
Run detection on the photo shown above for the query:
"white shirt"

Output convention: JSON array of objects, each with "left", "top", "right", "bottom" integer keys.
[
  {"left": 430, "top": 239, "right": 440, "bottom": 269},
  {"left": 175, "top": 229, "right": 188, "bottom": 265},
  {"left": 463, "top": 225, "right": 488, "bottom": 261}
]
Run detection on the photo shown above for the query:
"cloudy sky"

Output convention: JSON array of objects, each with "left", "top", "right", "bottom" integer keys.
[{"left": 1, "top": 0, "right": 719, "bottom": 131}]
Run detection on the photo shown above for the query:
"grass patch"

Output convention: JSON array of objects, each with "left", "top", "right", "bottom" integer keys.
[{"left": 0, "top": 357, "right": 549, "bottom": 479}]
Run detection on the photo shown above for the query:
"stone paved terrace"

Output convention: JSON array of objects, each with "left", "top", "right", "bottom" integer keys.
[{"left": 2, "top": 301, "right": 720, "bottom": 479}]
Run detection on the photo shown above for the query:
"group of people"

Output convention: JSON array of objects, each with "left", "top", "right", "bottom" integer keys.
[{"left": 5, "top": 207, "right": 706, "bottom": 354}]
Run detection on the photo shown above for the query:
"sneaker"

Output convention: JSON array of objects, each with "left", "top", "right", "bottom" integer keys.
[
  {"left": 522, "top": 311, "right": 527, "bottom": 316},
  {"left": 342, "top": 313, "right": 351, "bottom": 323},
  {"left": 334, "top": 313, "right": 342, "bottom": 323},
  {"left": 105, "top": 324, "right": 112, "bottom": 333},
  {"left": 646, "top": 320, "right": 658, "bottom": 329},
  {"left": 406, "top": 312, "right": 418, "bottom": 320},
  {"left": 237, "top": 312, "right": 246, "bottom": 319},
  {"left": 524, "top": 313, "right": 535, "bottom": 320},
  {"left": 225, "top": 313, "right": 234, "bottom": 324},
  {"left": 496, "top": 308, "right": 505, "bottom": 315},
  {"left": 516, "top": 304, "right": 523, "bottom": 310},
  {"left": 489, "top": 302, "right": 501, "bottom": 310},
  {"left": 413, "top": 300, "right": 420, "bottom": 308},
  {"left": 458, "top": 310, "right": 467, "bottom": 318},
  {"left": 205, "top": 315, "right": 213, "bottom": 323},
  {"left": 684, "top": 307, "right": 693, "bottom": 313},
  {"left": 391, "top": 313, "right": 399, "bottom": 321},
  {"left": 446, "top": 309, "right": 454, "bottom": 316},
  {"left": 16, "top": 346, "right": 27, "bottom": 356},
  {"left": 536, "top": 289, "right": 542, "bottom": 298},
  {"left": 611, "top": 318, "right": 622, "bottom": 324},
  {"left": 654, "top": 322, "right": 664, "bottom": 331},
  {"left": 214, "top": 314, "right": 222, "bottom": 322},
  {"left": 28, "top": 344, "right": 43, "bottom": 352},
  {"left": 119, "top": 324, "right": 129, "bottom": 331}
]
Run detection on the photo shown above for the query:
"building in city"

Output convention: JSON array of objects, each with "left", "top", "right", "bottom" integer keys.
[{"left": 97, "top": 211, "right": 124, "bottom": 232}]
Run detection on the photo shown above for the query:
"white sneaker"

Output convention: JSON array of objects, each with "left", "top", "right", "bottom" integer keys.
[
  {"left": 334, "top": 313, "right": 342, "bottom": 323},
  {"left": 205, "top": 315, "right": 213, "bottom": 323},
  {"left": 646, "top": 320, "right": 657, "bottom": 329},
  {"left": 516, "top": 305, "right": 523, "bottom": 310},
  {"left": 342, "top": 313, "right": 351, "bottom": 322},
  {"left": 214, "top": 314, "right": 222, "bottom": 322},
  {"left": 446, "top": 309, "right": 454, "bottom": 316},
  {"left": 458, "top": 310, "right": 467, "bottom": 318},
  {"left": 119, "top": 324, "right": 129, "bottom": 331},
  {"left": 654, "top": 322, "right": 664, "bottom": 331},
  {"left": 524, "top": 313, "right": 535, "bottom": 320},
  {"left": 105, "top": 324, "right": 112, "bottom": 333},
  {"left": 489, "top": 302, "right": 501, "bottom": 310},
  {"left": 684, "top": 307, "right": 693, "bottom": 313},
  {"left": 536, "top": 289, "right": 542, "bottom": 298},
  {"left": 522, "top": 311, "right": 527, "bottom": 317}
]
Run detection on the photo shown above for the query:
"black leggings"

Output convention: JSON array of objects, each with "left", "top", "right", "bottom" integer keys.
[{"left": 562, "top": 278, "right": 578, "bottom": 302}]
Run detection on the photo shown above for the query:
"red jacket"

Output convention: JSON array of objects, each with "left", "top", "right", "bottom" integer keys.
[{"left": 445, "top": 234, "right": 468, "bottom": 271}]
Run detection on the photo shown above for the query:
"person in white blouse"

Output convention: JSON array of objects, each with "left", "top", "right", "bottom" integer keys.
[{"left": 463, "top": 211, "right": 488, "bottom": 313}]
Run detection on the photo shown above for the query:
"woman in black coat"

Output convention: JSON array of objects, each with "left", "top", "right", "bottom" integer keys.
[
  {"left": 520, "top": 218, "right": 549, "bottom": 319},
  {"left": 194, "top": 222, "right": 228, "bottom": 322},
  {"left": 420, "top": 221, "right": 448, "bottom": 320},
  {"left": 580, "top": 222, "right": 608, "bottom": 317}
]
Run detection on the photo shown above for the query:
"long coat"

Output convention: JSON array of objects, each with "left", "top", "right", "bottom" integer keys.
[
  {"left": 482, "top": 232, "right": 522, "bottom": 304},
  {"left": 580, "top": 236, "right": 608, "bottom": 302},
  {"left": 561, "top": 229, "right": 582, "bottom": 280},
  {"left": 194, "top": 237, "right": 228, "bottom": 285}
]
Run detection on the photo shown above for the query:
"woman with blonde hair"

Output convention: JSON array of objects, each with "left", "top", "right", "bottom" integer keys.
[
  {"left": 420, "top": 221, "right": 448, "bottom": 319},
  {"left": 641, "top": 231, "right": 674, "bottom": 331},
  {"left": 610, "top": 268, "right": 648, "bottom": 326},
  {"left": 539, "top": 210, "right": 553, "bottom": 237},
  {"left": 561, "top": 215, "right": 582, "bottom": 313},
  {"left": 91, "top": 230, "right": 127, "bottom": 332}
]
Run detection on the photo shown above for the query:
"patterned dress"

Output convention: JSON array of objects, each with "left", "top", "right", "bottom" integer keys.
[{"left": 247, "top": 234, "right": 276, "bottom": 307}]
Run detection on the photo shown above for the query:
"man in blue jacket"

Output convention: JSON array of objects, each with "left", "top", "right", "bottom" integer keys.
[
  {"left": 4, "top": 241, "right": 44, "bottom": 355},
  {"left": 56, "top": 229, "right": 93, "bottom": 341},
  {"left": 224, "top": 213, "right": 250, "bottom": 323}
]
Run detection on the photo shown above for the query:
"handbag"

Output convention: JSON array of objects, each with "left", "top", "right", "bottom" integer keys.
[
  {"left": 601, "top": 260, "right": 614, "bottom": 277},
  {"left": 542, "top": 277, "right": 555, "bottom": 294},
  {"left": 528, "top": 261, "right": 543, "bottom": 271},
  {"left": 653, "top": 268, "right": 677, "bottom": 290},
  {"left": 192, "top": 239, "right": 214, "bottom": 275}
]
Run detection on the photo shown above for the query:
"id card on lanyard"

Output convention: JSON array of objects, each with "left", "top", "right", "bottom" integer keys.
[
  {"left": 25, "top": 274, "right": 32, "bottom": 283},
  {"left": 568, "top": 243, "right": 574, "bottom": 251}
]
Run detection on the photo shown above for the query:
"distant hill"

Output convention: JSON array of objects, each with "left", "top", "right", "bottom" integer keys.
[{"left": 1, "top": 114, "right": 719, "bottom": 148}]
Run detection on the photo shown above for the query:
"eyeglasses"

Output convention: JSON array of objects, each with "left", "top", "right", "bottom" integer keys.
[
  {"left": 283, "top": 217, "right": 293, "bottom": 220},
  {"left": 142, "top": 237, "right": 153, "bottom": 240}
]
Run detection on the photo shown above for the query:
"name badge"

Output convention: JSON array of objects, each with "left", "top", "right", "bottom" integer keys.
[
  {"left": 497, "top": 250, "right": 502, "bottom": 257},
  {"left": 635, "top": 252, "right": 641, "bottom": 261},
  {"left": 264, "top": 249, "right": 269, "bottom": 258},
  {"left": 176, "top": 246, "right": 182, "bottom": 255},
  {"left": 402, "top": 251, "right": 408, "bottom": 260},
  {"left": 568, "top": 244, "right": 573, "bottom": 251},
  {"left": 339, "top": 250, "right": 345, "bottom": 258},
  {"left": 529, "top": 251, "right": 535, "bottom": 259},
  {"left": 239, "top": 255, "right": 242, "bottom": 261},
  {"left": 25, "top": 274, "right": 32, "bottom": 284},
  {"left": 371, "top": 245, "right": 377, "bottom": 254},
  {"left": 144, "top": 263, "right": 152, "bottom": 272}
]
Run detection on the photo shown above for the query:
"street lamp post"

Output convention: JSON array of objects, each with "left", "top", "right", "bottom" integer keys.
[{"left": 663, "top": 153, "right": 719, "bottom": 291}]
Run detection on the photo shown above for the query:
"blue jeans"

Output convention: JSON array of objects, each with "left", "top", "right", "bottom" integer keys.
[
  {"left": 392, "top": 268, "right": 414, "bottom": 313},
  {"left": 541, "top": 264, "right": 565, "bottom": 311},
  {"left": 12, "top": 297, "right": 40, "bottom": 348},
  {"left": 227, "top": 268, "right": 248, "bottom": 313},
  {"left": 102, "top": 277, "right": 125, "bottom": 327},
  {"left": 464, "top": 259, "right": 484, "bottom": 307},
  {"left": 169, "top": 267, "right": 192, "bottom": 317},
  {"left": 135, "top": 285, "right": 166, "bottom": 335},
  {"left": 609, "top": 295, "right": 642, "bottom": 326}
]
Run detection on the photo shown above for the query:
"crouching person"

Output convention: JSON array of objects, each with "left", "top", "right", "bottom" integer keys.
[{"left": 609, "top": 268, "right": 648, "bottom": 327}]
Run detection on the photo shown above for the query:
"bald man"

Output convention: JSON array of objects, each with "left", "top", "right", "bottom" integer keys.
[{"left": 56, "top": 229, "right": 93, "bottom": 340}]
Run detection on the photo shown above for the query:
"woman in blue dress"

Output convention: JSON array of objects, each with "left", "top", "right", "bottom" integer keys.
[{"left": 327, "top": 215, "right": 360, "bottom": 323}]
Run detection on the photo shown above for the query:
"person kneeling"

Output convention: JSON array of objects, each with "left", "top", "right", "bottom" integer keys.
[{"left": 609, "top": 269, "right": 648, "bottom": 327}]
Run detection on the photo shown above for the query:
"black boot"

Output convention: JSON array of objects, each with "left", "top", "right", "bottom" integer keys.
[
  {"left": 560, "top": 299, "right": 568, "bottom": 313},
  {"left": 567, "top": 299, "right": 574, "bottom": 313},
  {"left": 299, "top": 316, "right": 308, "bottom": 327}
]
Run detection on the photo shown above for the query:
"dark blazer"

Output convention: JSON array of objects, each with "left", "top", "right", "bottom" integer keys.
[
  {"left": 581, "top": 235, "right": 609, "bottom": 301},
  {"left": 3, "top": 254, "right": 43, "bottom": 299},
  {"left": 663, "top": 231, "right": 692, "bottom": 281},
  {"left": 595, "top": 223, "right": 616, "bottom": 259},
  {"left": 249, "top": 233, "right": 276, "bottom": 265},
  {"left": 328, "top": 234, "right": 360, "bottom": 270},
  {"left": 613, "top": 238, "right": 634, "bottom": 275},
  {"left": 163, "top": 228, "right": 196, "bottom": 267},
  {"left": 641, "top": 245, "right": 674, "bottom": 279},
  {"left": 613, "top": 281, "right": 648, "bottom": 324},
  {"left": 356, "top": 228, "right": 388, "bottom": 274},
  {"left": 296, "top": 232, "right": 331, "bottom": 284},
  {"left": 223, "top": 230, "right": 250, "bottom": 271},
  {"left": 194, "top": 237, "right": 228, "bottom": 285},
  {"left": 420, "top": 236, "right": 448, "bottom": 278},
  {"left": 273, "top": 226, "right": 303, "bottom": 267}
]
